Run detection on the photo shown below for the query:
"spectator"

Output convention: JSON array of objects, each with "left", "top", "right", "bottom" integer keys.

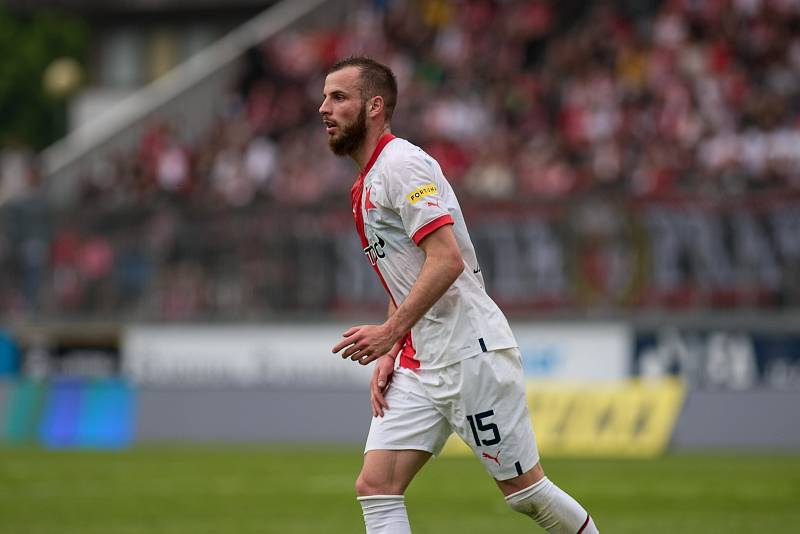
[{"left": 4, "top": 0, "right": 800, "bottom": 320}]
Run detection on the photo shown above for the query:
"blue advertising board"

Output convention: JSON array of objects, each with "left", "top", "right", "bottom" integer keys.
[{"left": 633, "top": 329, "right": 800, "bottom": 390}]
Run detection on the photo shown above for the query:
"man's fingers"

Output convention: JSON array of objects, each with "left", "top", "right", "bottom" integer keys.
[
  {"left": 371, "top": 395, "right": 383, "bottom": 418},
  {"left": 358, "top": 352, "right": 381, "bottom": 365},
  {"left": 370, "top": 383, "right": 383, "bottom": 417},
  {"left": 368, "top": 356, "right": 394, "bottom": 418},
  {"left": 332, "top": 336, "right": 355, "bottom": 354},
  {"left": 370, "top": 367, "right": 391, "bottom": 417},
  {"left": 332, "top": 327, "right": 361, "bottom": 353},
  {"left": 372, "top": 390, "right": 386, "bottom": 417},
  {"left": 331, "top": 338, "right": 350, "bottom": 354},
  {"left": 342, "top": 345, "right": 363, "bottom": 359},
  {"left": 377, "top": 390, "right": 389, "bottom": 412},
  {"left": 371, "top": 371, "right": 384, "bottom": 394},
  {"left": 374, "top": 376, "right": 390, "bottom": 409},
  {"left": 342, "top": 326, "right": 361, "bottom": 337}
]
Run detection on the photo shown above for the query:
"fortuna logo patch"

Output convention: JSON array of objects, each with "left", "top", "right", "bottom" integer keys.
[{"left": 407, "top": 183, "right": 438, "bottom": 204}]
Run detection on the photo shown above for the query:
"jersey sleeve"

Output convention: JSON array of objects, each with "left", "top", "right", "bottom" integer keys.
[{"left": 386, "top": 149, "right": 454, "bottom": 245}]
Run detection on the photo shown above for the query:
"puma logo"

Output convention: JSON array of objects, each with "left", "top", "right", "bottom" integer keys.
[
  {"left": 482, "top": 451, "right": 501, "bottom": 466},
  {"left": 426, "top": 200, "right": 440, "bottom": 207}
]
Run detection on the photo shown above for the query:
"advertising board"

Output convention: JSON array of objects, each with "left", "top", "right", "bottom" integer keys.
[
  {"left": 122, "top": 324, "right": 373, "bottom": 387},
  {"left": 512, "top": 322, "right": 631, "bottom": 382},
  {"left": 443, "top": 378, "right": 685, "bottom": 458},
  {"left": 123, "top": 322, "right": 632, "bottom": 386},
  {"left": 634, "top": 328, "right": 800, "bottom": 390}
]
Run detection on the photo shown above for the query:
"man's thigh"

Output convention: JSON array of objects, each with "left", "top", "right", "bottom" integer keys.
[
  {"left": 357, "top": 449, "right": 432, "bottom": 496},
  {"left": 365, "top": 367, "right": 452, "bottom": 455}
]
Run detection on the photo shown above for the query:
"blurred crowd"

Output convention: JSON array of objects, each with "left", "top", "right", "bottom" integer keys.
[{"left": 2, "top": 0, "right": 800, "bottom": 320}]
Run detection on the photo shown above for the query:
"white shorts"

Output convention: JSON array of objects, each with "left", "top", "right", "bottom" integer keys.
[{"left": 365, "top": 347, "right": 539, "bottom": 481}]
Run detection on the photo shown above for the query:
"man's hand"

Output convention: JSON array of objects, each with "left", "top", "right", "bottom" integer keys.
[
  {"left": 370, "top": 354, "right": 396, "bottom": 417},
  {"left": 332, "top": 323, "right": 399, "bottom": 365}
]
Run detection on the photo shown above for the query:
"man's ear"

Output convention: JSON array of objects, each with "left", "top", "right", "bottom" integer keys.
[{"left": 368, "top": 96, "right": 385, "bottom": 118}]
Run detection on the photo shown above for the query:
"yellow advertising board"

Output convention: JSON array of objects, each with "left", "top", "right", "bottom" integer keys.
[{"left": 443, "top": 379, "right": 685, "bottom": 458}]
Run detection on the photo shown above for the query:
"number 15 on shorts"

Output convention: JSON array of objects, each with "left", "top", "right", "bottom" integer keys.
[{"left": 466, "top": 410, "right": 501, "bottom": 446}]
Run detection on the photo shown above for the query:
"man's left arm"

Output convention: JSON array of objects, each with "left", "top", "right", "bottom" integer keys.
[{"left": 332, "top": 224, "right": 463, "bottom": 364}]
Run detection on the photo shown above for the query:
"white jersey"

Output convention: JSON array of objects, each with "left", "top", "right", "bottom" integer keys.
[{"left": 351, "top": 134, "right": 517, "bottom": 370}]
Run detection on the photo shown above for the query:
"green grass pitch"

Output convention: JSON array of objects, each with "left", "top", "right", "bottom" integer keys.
[{"left": 0, "top": 445, "right": 798, "bottom": 533}]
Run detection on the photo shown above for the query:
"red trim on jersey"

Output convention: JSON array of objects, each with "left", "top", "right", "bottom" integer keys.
[
  {"left": 351, "top": 132, "right": 396, "bottom": 250},
  {"left": 351, "top": 133, "right": 397, "bottom": 300},
  {"left": 412, "top": 214, "right": 454, "bottom": 245},
  {"left": 398, "top": 332, "right": 419, "bottom": 369},
  {"left": 364, "top": 133, "right": 396, "bottom": 179},
  {"left": 577, "top": 514, "right": 591, "bottom": 534},
  {"left": 350, "top": 133, "right": 420, "bottom": 370}
]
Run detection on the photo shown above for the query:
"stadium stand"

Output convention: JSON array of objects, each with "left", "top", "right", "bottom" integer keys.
[{"left": 2, "top": 0, "right": 800, "bottom": 320}]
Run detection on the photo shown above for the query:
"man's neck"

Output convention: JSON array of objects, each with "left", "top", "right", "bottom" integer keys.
[{"left": 352, "top": 125, "right": 392, "bottom": 171}]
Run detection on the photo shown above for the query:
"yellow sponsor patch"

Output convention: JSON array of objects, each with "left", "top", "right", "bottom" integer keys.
[
  {"left": 406, "top": 183, "right": 438, "bottom": 204},
  {"left": 442, "top": 378, "right": 686, "bottom": 458}
]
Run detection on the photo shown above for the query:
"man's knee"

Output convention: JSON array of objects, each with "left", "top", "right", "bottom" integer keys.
[
  {"left": 356, "top": 449, "right": 430, "bottom": 497},
  {"left": 505, "top": 477, "right": 598, "bottom": 534},
  {"left": 356, "top": 471, "right": 400, "bottom": 497},
  {"left": 507, "top": 492, "right": 541, "bottom": 516},
  {"left": 355, "top": 472, "right": 377, "bottom": 497}
]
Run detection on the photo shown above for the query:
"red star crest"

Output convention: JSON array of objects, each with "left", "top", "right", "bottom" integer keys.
[{"left": 365, "top": 185, "right": 377, "bottom": 212}]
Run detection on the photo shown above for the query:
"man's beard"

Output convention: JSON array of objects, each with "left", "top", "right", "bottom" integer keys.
[{"left": 329, "top": 105, "right": 367, "bottom": 156}]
